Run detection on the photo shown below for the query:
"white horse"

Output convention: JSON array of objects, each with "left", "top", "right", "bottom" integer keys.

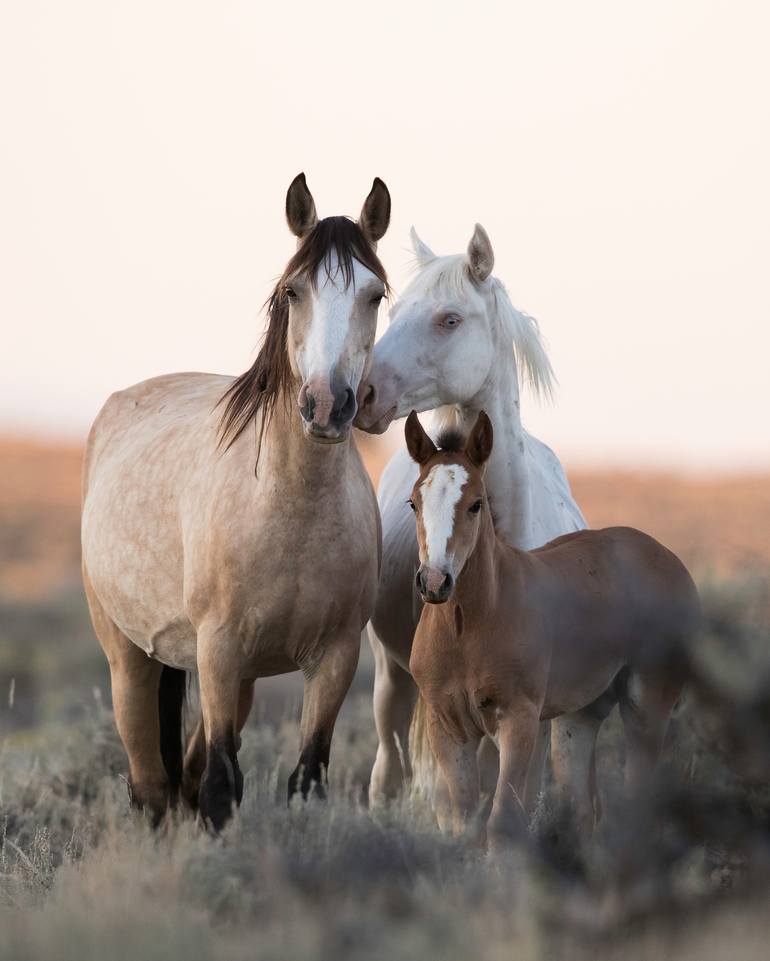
[{"left": 355, "top": 225, "right": 595, "bottom": 822}]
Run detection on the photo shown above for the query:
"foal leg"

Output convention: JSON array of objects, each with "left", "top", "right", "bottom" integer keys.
[
  {"left": 288, "top": 636, "right": 359, "bottom": 802},
  {"left": 426, "top": 708, "right": 481, "bottom": 840},
  {"left": 182, "top": 679, "right": 255, "bottom": 811},
  {"left": 620, "top": 669, "right": 682, "bottom": 794},
  {"left": 84, "top": 572, "right": 169, "bottom": 822},
  {"left": 369, "top": 628, "right": 418, "bottom": 802},
  {"left": 488, "top": 701, "right": 540, "bottom": 853},
  {"left": 551, "top": 712, "right": 604, "bottom": 834}
]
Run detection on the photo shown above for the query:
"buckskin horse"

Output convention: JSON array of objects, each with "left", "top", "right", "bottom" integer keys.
[{"left": 81, "top": 173, "right": 391, "bottom": 829}]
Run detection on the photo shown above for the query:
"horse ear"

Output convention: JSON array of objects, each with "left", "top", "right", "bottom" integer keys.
[
  {"left": 285, "top": 172, "right": 318, "bottom": 239},
  {"left": 465, "top": 411, "right": 493, "bottom": 467},
  {"left": 405, "top": 411, "right": 437, "bottom": 465},
  {"left": 359, "top": 177, "right": 391, "bottom": 245},
  {"left": 410, "top": 226, "right": 436, "bottom": 265},
  {"left": 467, "top": 223, "right": 494, "bottom": 283}
]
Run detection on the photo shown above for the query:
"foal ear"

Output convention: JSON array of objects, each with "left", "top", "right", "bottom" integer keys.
[
  {"left": 465, "top": 411, "right": 494, "bottom": 467},
  {"left": 405, "top": 411, "right": 437, "bottom": 465},
  {"left": 286, "top": 172, "right": 319, "bottom": 239},
  {"left": 359, "top": 177, "right": 391, "bottom": 245},
  {"left": 410, "top": 226, "right": 436, "bottom": 265},
  {"left": 467, "top": 223, "right": 494, "bottom": 283}
]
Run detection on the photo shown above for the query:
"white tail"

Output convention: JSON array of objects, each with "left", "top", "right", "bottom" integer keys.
[{"left": 408, "top": 693, "right": 439, "bottom": 802}]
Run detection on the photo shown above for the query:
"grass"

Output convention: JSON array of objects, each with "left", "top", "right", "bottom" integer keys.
[{"left": 1, "top": 575, "right": 770, "bottom": 960}]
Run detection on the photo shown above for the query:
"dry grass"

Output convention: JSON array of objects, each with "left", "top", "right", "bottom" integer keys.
[{"left": 2, "top": 435, "right": 770, "bottom": 959}]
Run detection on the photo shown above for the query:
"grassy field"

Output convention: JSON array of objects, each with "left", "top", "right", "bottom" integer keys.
[{"left": 1, "top": 436, "right": 770, "bottom": 960}]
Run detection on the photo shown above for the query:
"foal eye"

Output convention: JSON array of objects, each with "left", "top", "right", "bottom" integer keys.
[
  {"left": 469, "top": 499, "right": 482, "bottom": 514},
  {"left": 407, "top": 499, "right": 416, "bottom": 512}
]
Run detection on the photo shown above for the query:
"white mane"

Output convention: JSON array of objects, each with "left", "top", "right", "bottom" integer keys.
[{"left": 403, "top": 252, "right": 555, "bottom": 402}]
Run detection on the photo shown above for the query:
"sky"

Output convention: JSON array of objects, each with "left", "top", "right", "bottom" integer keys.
[{"left": 1, "top": 1, "right": 768, "bottom": 469}]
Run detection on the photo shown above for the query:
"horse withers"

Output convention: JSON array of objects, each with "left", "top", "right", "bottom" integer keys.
[
  {"left": 81, "top": 173, "right": 391, "bottom": 830},
  {"left": 404, "top": 410, "right": 700, "bottom": 851}
]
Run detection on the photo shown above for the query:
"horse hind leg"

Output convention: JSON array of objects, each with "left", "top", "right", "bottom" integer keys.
[
  {"left": 158, "top": 665, "right": 186, "bottom": 807},
  {"left": 84, "top": 571, "right": 169, "bottom": 824},
  {"left": 550, "top": 688, "right": 617, "bottom": 835},
  {"left": 369, "top": 627, "right": 418, "bottom": 803},
  {"left": 619, "top": 667, "right": 683, "bottom": 795},
  {"left": 289, "top": 635, "right": 359, "bottom": 803}
]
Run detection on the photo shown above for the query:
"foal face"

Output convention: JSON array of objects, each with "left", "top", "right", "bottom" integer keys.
[{"left": 405, "top": 410, "right": 493, "bottom": 604}]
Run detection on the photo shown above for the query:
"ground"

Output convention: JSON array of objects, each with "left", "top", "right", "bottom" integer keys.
[{"left": 1, "top": 435, "right": 769, "bottom": 961}]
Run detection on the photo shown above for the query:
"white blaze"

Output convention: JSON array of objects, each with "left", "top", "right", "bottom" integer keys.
[{"left": 420, "top": 463, "right": 468, "bottom": 566}]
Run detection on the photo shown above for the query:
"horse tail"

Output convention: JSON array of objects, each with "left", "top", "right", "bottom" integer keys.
[
  {"left": 409, "top": 693, "right": 438, "bottom": 802},
  {"left": 158, "top": 665, "right": 187, "bottom": 803}
]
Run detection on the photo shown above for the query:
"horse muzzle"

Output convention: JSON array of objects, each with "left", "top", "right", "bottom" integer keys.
[
  {"left": 416, "top": 565, "right": 454, "bottom": 604},
  {"left": 354, "top": 371, "right": 399, "bottom": 434},
  {"left": 298, "top": 377, "right": 356, "bottom": 443}
]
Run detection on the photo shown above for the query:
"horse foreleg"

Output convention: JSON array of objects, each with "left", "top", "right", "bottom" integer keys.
[
  {"left": 288, "top": 636, "right": 359, "bottom": 802},
  {"left": 182, "top": 679, "right": 254, "bottom": 812},
  {"left": 426, "top": 707, "right": 481, "bottom": 842},
  {"left": 488, "top": 701, "right": 540, "bottom": 853},
  {"left": 369, "top": 626, "right": 418, "bottom": 803},
  {"left": 196, "top": 630, "right": 243, "bottom": 831}
]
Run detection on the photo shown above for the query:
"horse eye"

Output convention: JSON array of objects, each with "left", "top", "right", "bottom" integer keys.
[
  {"left": 285, "top": 286, "right": 297, "bottom": 301},
  {"left": 469, "top": 499, "right": 482, "bottom": 514},
  {"left": 407, "top": 499, "right": 416, "bottom": 512},
  {"left": 441, "top": 314, "right": 462, "bottom": 328},
  {"left": 370, "top": 293, "right": 384, "bottom": 306}
]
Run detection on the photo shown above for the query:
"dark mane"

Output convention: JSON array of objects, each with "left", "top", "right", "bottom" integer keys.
[
  {"left": 217, "top": 216, "right": 389, "bottom": 456},
  {"left": 435, "top": 428, "right": 467, "bottom": 453}
]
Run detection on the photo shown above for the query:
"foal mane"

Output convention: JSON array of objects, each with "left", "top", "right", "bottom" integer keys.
[
  {"left": 434, "top": 427, "right": 466, "bottom": 453},
  {"left": 218, "top": 216, "right": 389, "bottom": 455}
]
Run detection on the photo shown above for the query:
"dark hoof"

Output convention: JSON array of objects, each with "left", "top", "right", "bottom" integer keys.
[
  {"left": 127, "top": 778, "right": 169, "bottom": 829},
  {"left": 199, "top": 747, "right": 243, "bottom": 831}
]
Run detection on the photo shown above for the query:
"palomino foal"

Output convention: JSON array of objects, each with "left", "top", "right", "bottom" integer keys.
[
  {"left": 82, "top": 174, "right": 390, "bottom": 830},
  {"left": 405, "top": 411, "right": 700, "bottom": 850}
]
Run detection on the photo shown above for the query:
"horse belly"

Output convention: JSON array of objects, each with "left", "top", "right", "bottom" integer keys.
[
  {"left": 541, "top": 625, "right": 625, "bottom": 719},
  {"left": 82, "top": 475, "right": 194, "bottom": 668}
]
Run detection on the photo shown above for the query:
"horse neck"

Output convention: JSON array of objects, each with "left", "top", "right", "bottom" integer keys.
[
  {"left": 430, "top": 326, "right": 533, "bottom": 549},
  {"left": 451, "top": 505, "right": 510, "bottom": 625}
]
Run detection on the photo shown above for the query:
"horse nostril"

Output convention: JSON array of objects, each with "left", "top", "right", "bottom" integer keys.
[
  {"left": 441, "top": 572, "right": 453, "bottom": 594},
  {"left": 415, "top": 569, "right": 425, "bottom": 592},
  {"left": 332, "top": 386, "right": 356, "bottom": 425},
  {"left": 300, "top": 389, "right": 315, "bottom": 423},
  {"left": 361, "top": 383, "right": 376, "bottom": 410}
]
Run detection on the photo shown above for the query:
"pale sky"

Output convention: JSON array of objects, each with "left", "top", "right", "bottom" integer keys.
[{"left": 1, "top": 1, "right": 768, "bottom": 469}]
